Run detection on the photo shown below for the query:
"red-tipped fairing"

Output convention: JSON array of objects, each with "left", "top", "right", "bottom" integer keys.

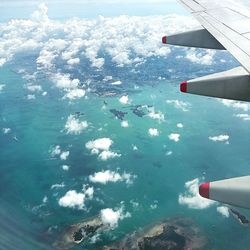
[
  {"left": 199, "top": 182, "right": 210, "bottom": 199},
  {"left": 198, "top": 176, "right": 250, "bottom": 209},
  {"left": 180, "top": 81, "right": 187, "bottom": 93},
  {"left": 162, "top": 36, "right": 167, "bottom": 44}
]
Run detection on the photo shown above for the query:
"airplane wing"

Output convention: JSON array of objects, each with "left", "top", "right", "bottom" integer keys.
[
  {"left": 162, "top": 0, "right": 250, "bottom": 102},
  {"left": 162, "top": 0, "right": 250, "bottom": 209}
]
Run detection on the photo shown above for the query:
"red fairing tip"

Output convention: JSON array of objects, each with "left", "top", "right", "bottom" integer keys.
[
  {"left": 162, "top": 36, "right": 167, "bottom": 44},
  {"left": 199, "top": 182, "right": 210, "bottom": 199},
  {"left": 180, "top": 81, "right": 187, "bottom": 93}
]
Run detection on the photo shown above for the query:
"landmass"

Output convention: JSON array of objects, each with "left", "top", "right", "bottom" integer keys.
[
  {"left": 230, "top": 208, "right": 250, "bottom": 225},
  {"left": 110, "top": 109, "right": 128, "bottom": 120},
  {"left": 53, "top": 216, "right": 104, "bottom": 250},
  {"left": 53, "top": 216, "right": 206, "bottom": 250},
  {"left": 103, "top": 217, "right": 206, "bottom": 250}
]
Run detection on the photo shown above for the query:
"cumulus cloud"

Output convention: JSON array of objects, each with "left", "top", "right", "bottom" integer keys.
[
  {"left": 2, "top": 128, "right": 11, "bottom": 134},
  {"left": 25, "top": 84, "right": 42, "bottom": 92},
  {"left": 166, "top": 150, "right": 173, "bottom": 156},
  {"left": 185, "top": 48, "right": 215, "bottom": 65},
  {"left": 168, "top": 133, "right": 180, "bottom": 142},
  {"left": 65, "top": 114, "right": 88, "bottom": 134},
  {"left": 58, "top": 186, "right": 94, "bottom": 210},
  {"left": 86, "top": 138, "right": 113, "bottom": 152},
  {"left": 89, "top": 170, "right": 135, "bottom": 185},
  {"left": 31, "top": 3, "right": 49, "bottom": 23},
  {"left": 51, "top": 72, "right": 79, "bottom": 89},
  {"left": 67, "top": 57, "right": 80, "bottom": 65},
  {"left": 58, "top": 190, "right": 85, "bottom": 209},
  {"left": 27, "top": 94, "right": 36, "bottom": 100},
  {"left": 208, "top": 134, "right": 229, "bottom": 143},
  {"left": 50, "top": 145, "right": 61, "bottom": 156},
  {"left": 0, "top": 84, "right": 5, "bottom": 92},
  {"left": 148, "top": 128, "right": 159, "bottom": 137},
  {"left": 166, "top": 100, "right": 191, "bottom": 112},
  {"left": 51, "top": 182, "right": 65, "bottom": 189},
  {"left": 1, "top": 5, "right": 197, "bottom": 69},
  {"left": 48, "top": 72, "right": 86, "bottom": 100},
  {"left": 100, "top": 207, "right": 131, "bottom": 228},
  {"left": 119, "top": 95, "right": 130, "bottom": 105},
  {"left": 234, "top": 113, "right": 250, "bottom": 121},
  {"left": 111, "top": 80, "right": 122, "bottom": 85},
  {"left": 86, "top": 138, "right": 121, "bottom": 160},
  {"left": 121, "top": 120, "right": 129, "bottom": 128},
  {"left": 217, "top": 206, "right": 230, "bottom": 218},
  {"left": 147, "top": 107, "right": 165, "bottom": 123},
  {"left": 177, "top": 123, "right": 183, "bottom": 128},
  {"left": 219, "top": 99, "right": 250, "bottom": 112},
  {"left": 62, "top": 165, "right": 70, "bottom": 171},
  {"left": 98, "top": 150, "right": 121, "bottom": 161},
  {"left": 63, "top": 88, "right": 86, "bottom": 100},
  {"left": 178, "top": 178, "right": 215, "bottom": 209},
  {"left": 60, "top": 151, "right": 70, "bottom": 160}
]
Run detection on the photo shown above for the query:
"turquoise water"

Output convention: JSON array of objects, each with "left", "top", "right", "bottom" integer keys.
[
  {"left": 1, "top": 61, "right": 250, "bottom": 249},
  {"left": 1, "top": 4, "right": 250, "bottom": 248}
]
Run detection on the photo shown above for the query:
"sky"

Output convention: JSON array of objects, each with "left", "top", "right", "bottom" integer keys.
[{"left": 0, "top": 0, "right": 188, "bottom": 21}]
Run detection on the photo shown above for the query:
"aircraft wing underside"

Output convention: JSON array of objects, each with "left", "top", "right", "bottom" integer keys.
[
  {"left": 163, "top": 0, "right": 250, "bottom": 101},
  {"left": 162, "top": 0, "right": 250, "bottom": 210}
]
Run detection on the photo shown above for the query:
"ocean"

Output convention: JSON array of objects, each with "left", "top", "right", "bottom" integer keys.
[{"left": 1, "top": 4, "right": 250, "bottom": 249}]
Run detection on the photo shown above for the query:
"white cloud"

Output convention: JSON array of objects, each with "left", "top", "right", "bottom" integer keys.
[
  {"left": 25, "top": 84, "right": 42, "bottom": 92},
  {"left": 63, "top": 88, "right": 86, "bottom": 100},
  {"left": 89, "top": 170, "right": 135, "bottom": 184},
  {"left": 121, "top": 120, "right": 129, "bottom": 128},
  {"left": 119, "top": 95, "right": 129, "bottom": 105},
  {"left": 2, "top": 128, "right": 11, "bottom": 134},
  {"left": 50, "top": 145, "right": 61, "bottom": 156},
  {"left": 51, "top": 72, "right": 79, "bottom": 89},
  {"left": 51, "top": 182, "right": 65, "bottom": 189},
  {"left": 208, "top": 134, "right": 229, "bottom": 142},
  {"left": 58, "top": 186, "right": 94, "bottom": 209},
  {"left": 234, "top": 113, "right": 250, "bottom": 121},
  {"left": 0, "top": 3, "right": 200, "bottom": 84},
  {"left": 150, "top": 202, "right": 158, "bottom": 210},
  {"left": 166, "top": 150, "right": 173, "bottom": 156},
  {"left": 58, "top": 190, "right": 85, "bottom": 209},
  {"left": 100, "top": 207, "right": 131, "bottom": 228},
  {"left": 148, "top": 128, "right": 159, "bottom": 137},
  {"left": 111, "top": 80, "right": 122, "bottom": 85},
  {"left": 185, "top": 48, "right": 215, "bottom": 65},
  {"left": 60, "top": 151, "right": 70, "bottom": 160},
  {"left": 0, "top": 84, "right": 6, "bottom": 92},
  {"left": 147, "top": 107, "right": 165, "bottom": 123},
  {"left": 219, "top": 99, "right": 250, "bottom": 112},
  {"left": 31, "top": 3, "right": 49, "bottom": 23},
  {"left": 86, "top": 138, "right": 113, "bottom": 151},
  {"left": 83, "top": 186, "right": 94, "bottom": 199},
  {"left": 62, "top": 165, "right": 70, "bottom": 171},
  {"left": 166, "top": 100, "right": 191, "bottom": 112},
  {"left": 27, "top": 94, "right": 36, "bottom": 100},
  {"left": 177, "top": 123, "right": 183, "bottom": 128},
  {"left": 168, "top": 133, "right": 180, "bottom": 142},
  {"left": 217, "top": 206, "right": 230, "bottom": 218},
  {"left": 86, "top": 138, "right": 121, "bottom": 160},
  {"left": 67, "top": 57, "right": 80, "bottom": 65},
  {"left": 43, "top": 196, "right": 48, "bottom": 203},
  {"left": 65, "top": 114, "right": 88, "bottom": 134},
  {"left": 98, "top": 150, "right": 121, "bottom": 161},
  {"left": 178, "top": 178, "right": 215, "bottom": 209}
]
